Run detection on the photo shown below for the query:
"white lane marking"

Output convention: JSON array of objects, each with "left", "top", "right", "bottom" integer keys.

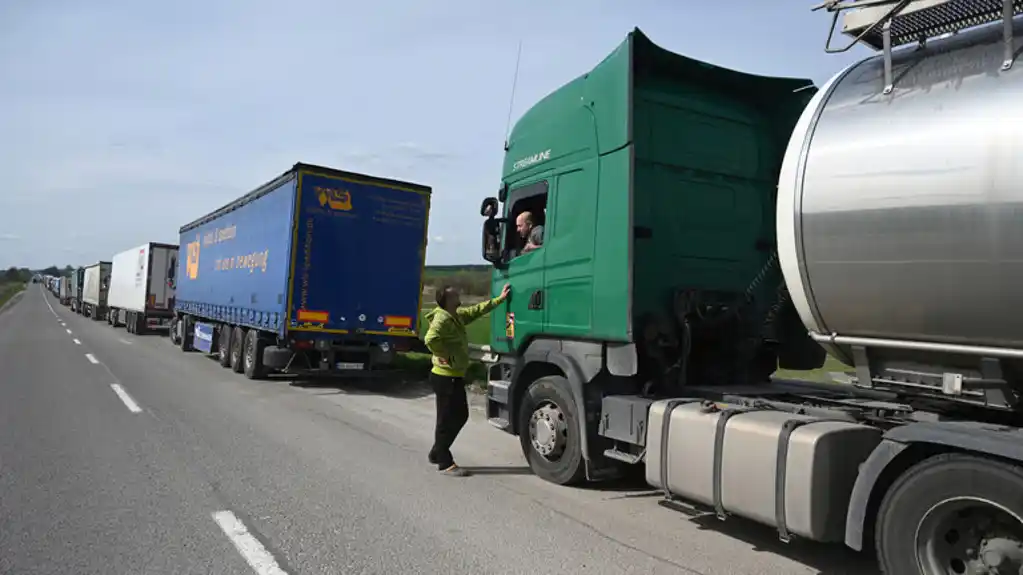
[
  {"left": 109, "top": 384, "right": 142, "bottom": 413},
  {"left": 65, "top": 328, "right": 72, "bottom": 334},
  {"left": 212, "top": 510, "right": 290, "bottom": 575},
  {"left": 44, "top": 296, "right": 57, "bottom": 316},
  {"left": 73, "top": 339, "right": 81, "bottom": 345},
  {"left": 119, "top": 338, "right": 133, "bottom": 345},
  {"left": 85, "top": 353, "right": 99, "bottom": 364}
]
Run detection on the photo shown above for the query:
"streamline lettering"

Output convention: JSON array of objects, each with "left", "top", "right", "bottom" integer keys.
[{"left": 512, "top": 149, "right": 552, "bottom": 171}]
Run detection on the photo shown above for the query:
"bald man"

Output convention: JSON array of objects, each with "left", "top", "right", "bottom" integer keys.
[{"left": 515, "top": 211, "right": 544, "bottom": 254}]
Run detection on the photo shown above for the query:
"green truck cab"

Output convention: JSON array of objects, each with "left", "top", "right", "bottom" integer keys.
[{"left": 478, "top": 29, "right": 826, "bottom": 484}]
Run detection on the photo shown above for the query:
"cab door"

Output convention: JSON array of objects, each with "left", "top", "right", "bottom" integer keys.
[{"left": 491, "top": 180, "right": 549, "bottom": 353}]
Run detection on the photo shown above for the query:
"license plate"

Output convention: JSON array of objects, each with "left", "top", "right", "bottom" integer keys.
[{"left": 335, "top": 362, "right": 365, "bottom": 370}]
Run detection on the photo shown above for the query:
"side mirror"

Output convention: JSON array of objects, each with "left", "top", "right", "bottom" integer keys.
[
  {"left": 498, "top": 183, "right": 509, "bottom": 203},
  {"left": 480, "top": 197, "right": 499, "bottom": 218},
  {"left": 482, "top": 218, "right": 503, "bottom": 265}
]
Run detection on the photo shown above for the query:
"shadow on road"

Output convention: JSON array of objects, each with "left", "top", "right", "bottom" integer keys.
[
  {"left": 461, "top": 466, "right": 533, "bottom": 475},
  {"left": 288, "top": 373, "right": 436, "bottom": 400},
  {"left": 655, "top": 500, "right": 879, "bottom": 575}
]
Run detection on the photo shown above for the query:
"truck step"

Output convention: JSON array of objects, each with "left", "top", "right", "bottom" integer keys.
[
  {"left": 487, "top": 417, "right": 510, "bottom": 429},
  {"left": 603, "top": 448, "right": 643, "bottom": 465}
]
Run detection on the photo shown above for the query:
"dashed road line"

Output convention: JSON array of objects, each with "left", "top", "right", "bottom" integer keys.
[
  {"left": 212, "top": 510, "right": 290, "bottom": 575},
  {"left": 85, "top": 353, "right": 99, "bottom": 364},
  {"left": 109, "top": 384, "right": 142, "bottom": 413},
  {"left": 73, "top": 339, "right": 81, "bottom": 345},
  {"left": 119, "top": 338, "right": 133, "bottom": 345},
  {"left": 44, "top": 293, "right": 56, "bottom": 313},
  {"left": 65, "top": 328, "right": 72, "bottom": 335}
]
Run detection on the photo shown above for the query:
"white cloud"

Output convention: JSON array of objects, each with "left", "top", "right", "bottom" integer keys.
[
  {"left": 432, "top": 235, "right": 445, "bottom": 243},
  {"left": 0, "top": 233, "right": 20, "bottom": 241}
]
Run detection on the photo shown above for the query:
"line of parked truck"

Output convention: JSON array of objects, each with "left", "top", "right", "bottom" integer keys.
[
  {"left": 34, "top": 3, "right": 1023, "bottom": 572},
  {"left": 43, "top": 162, "right": 432, "bottom": 379}
]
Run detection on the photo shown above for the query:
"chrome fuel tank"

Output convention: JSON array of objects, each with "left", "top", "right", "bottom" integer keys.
[{"left": 777, "top": 19, "right": 1023, "bottom": 363}]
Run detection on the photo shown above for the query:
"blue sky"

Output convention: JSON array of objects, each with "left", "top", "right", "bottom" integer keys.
[{"left": 0, "top": 0, "right": 870, "bottom": 269}]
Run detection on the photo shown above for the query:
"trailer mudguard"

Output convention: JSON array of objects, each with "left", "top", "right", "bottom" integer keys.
[{"left": 844, "top": 421, "right": 1023, "bottom": 550}]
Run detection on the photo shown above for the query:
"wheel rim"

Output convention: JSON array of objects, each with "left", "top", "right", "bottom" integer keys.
[
  {"left": 528, "top": 401, "right": 568, "bottom": 461},
  {"left": 915, "top": 496, "right": 1023, "bottom": 574}
]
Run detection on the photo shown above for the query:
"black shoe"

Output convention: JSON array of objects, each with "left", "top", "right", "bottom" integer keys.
[{"left": 428, "top": 453, "right": 438, "bottom": 465}]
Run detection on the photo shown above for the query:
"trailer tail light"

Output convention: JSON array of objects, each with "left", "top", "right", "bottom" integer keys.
[{"left": 291, "top": 340, "right": 314, "bottom": 350}]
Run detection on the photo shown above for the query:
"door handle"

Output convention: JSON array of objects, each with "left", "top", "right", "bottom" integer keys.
[{"left": 528, "top": 290, "right": 544, "bottom": 310}]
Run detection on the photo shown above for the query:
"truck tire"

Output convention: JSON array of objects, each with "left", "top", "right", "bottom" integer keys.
[
  {"left": 217, "top": 325, "right": 233, "bottom": 367},
  {"left": 517, "top": 375, "right": 586, "bottom": 486},
  {"left": 875, "top": 453, "right": 1023, "bottom": 574},
  {"left": 179, "top": 315, "right": 194, "bottom": 352},
  {"left": 229, "top": 326, "right": 246, "bottom": 373},
  {"left": 242, "top": 330, "right": 268, "bottom": 380},
  {"left": 135, "top": 313, "right": 147, "bottom": 335}
]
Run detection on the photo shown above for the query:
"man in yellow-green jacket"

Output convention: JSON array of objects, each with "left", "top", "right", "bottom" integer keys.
[{"left": 423, "top": 282, "right": 511, "bottom": 476}]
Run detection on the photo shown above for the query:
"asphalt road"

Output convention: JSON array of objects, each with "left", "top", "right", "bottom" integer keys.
[{"left": 0, "top": 287, "right": 880, "bottom": 575}]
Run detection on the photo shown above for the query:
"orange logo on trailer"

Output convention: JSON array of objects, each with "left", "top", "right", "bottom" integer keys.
[
  {"left": 185, "top": 234, "right": 201, "bottom": 280},
  {"left": 316, "top": 186, "right": 353, "bottom": 211}
]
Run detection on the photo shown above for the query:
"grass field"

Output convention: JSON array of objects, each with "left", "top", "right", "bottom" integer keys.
[{"left": 0, "top": 282, "right": 25, "bottom": 310}]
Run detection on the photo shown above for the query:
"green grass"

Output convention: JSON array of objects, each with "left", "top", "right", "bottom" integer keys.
[
  {"left": 0, "top": 282, "right": 25, "bottom": 309},
  {"left": 774, "top": 354, "right": 852, "bottom": 383}
]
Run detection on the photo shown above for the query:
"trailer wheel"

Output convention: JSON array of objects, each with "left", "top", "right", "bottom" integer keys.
[
  {"left": 517, "top": 375, "right": 586, "bottom": 486},
  {"left": 217, "top": 325, "right": 233, "bottom": 367},
  {"left": 242, "top": 330, "right": 267, "bottom": 380},
  {"left": 876, "top": 453, "right": 1023, "bottom": 575},
  {"left": 229, "top": 326, "right": 246, "bottom": 373}
]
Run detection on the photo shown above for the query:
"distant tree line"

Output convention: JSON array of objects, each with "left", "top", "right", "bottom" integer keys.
[{"left": 2, "top": 265, "right": 76, "bottom": 284}]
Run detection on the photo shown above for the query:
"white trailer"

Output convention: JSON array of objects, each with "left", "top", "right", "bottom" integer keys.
[
  {"left": 82, "top": 262, "right": 112, "bottom": 321},
  {"left": 107, "top": 242, "right": 178, "bottom": 334}
]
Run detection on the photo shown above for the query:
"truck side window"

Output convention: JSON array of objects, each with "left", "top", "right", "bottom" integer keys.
[{"left": 506, "top": 182, "right": 548, "bottom": 260}]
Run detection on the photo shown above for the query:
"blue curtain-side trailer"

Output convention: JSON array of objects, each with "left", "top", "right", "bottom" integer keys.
[{"left": 170, "top": 162, "right": 431, "bottom": 379}]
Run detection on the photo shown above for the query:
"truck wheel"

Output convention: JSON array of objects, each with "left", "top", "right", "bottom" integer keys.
[
  {"left": 517, "top": 375, "right": 586, "bottom": 486},
  {"left": 217, "top": 325, "right": 233, "bottom": 367},
  {"left": 242, "top": 330, "right": 267, "bottom": 380},
  {"left": 876, "top": 453, "right": 1023, "bottom": 575},
  {"left": 229, "top": 326, "right": 246, "bottom": 373},
  {"left": 135, "top": 313, "right": 147, "bottom": 335},
  {"left": 179, "top": 315, "right": 194, "bottom": 352}
]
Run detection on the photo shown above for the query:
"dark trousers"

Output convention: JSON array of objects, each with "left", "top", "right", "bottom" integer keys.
[{"left": 428, "top": 373, "right": 469, "bottom": 469}]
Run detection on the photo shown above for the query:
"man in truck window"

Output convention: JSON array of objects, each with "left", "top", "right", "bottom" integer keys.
[
  {"left": 515, "top": 211, "right": 544, "bottom": 254},
  {"left": 423, "top": 282, "right": 511, "bottom": 476}
]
